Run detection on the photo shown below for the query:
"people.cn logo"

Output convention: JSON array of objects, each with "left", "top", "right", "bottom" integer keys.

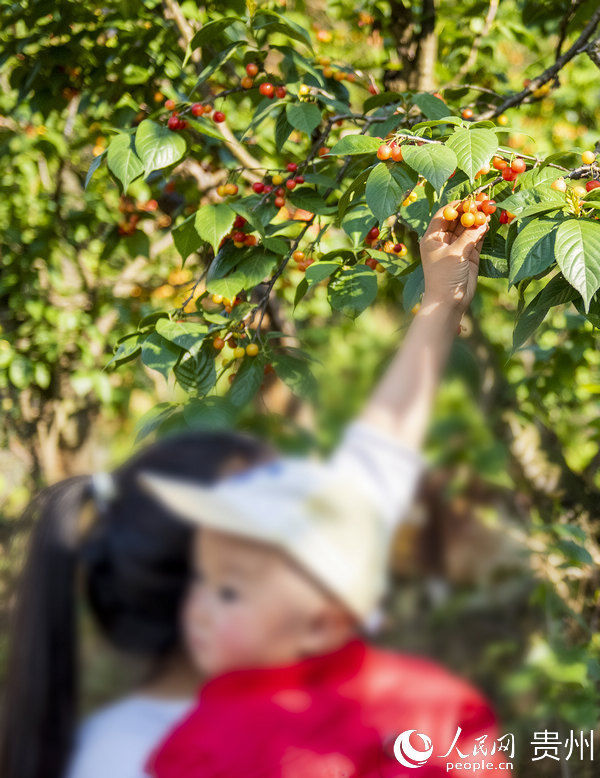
[{"left": 393, "top": 730, "right": 434, "bottom": 768}]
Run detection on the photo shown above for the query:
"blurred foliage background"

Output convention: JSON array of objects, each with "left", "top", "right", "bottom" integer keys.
[{"left": 1, "top": 1, "right": 599, "bottom": 775}]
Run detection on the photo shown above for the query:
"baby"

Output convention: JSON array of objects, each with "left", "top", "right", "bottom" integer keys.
[{"left": 140, "top": 207, "right": 512, "bottom": 777}]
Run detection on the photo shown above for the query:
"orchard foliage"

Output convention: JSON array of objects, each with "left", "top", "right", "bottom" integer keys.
[{"left": 80, "top": 1, "right": 600, "bottom": 433}]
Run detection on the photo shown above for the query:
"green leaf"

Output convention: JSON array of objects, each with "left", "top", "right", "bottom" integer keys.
[
  {"left": 327, "top": 266, "right": 377, "bottom": 318},
  {"left": 479, "top": 232, "right": 508, "bottom": 278},
  {"left": 106, "top": 333, "right": 143, "bottom": 367},
  {"left": 135, "top": 119, "right": 186, "bottom": 176},
  {"left": 85, "top": 151, "right": 105, "bottom": 189},
  {"left": 365, "top": 163, "right": 417, "bottom": 222},
  {"left": 329, "top": 135, "right": 382, "bottom": 156},
  {"left": 271, "top": 352, "right": 317, "bottom": 397},
  {"left": 275, "top": 109, "right": 294, "bottom": 149},
  {"left": 174, "top": 348, "right": 216, "bottom": 395},
  {"left": 173, "top": 215, "right": 203, "bottom": 261},
  {"left": 285, "top": 102, "right": 322, "bottom": 135},
  {"left": 195, "top": 203, "right": 235, "bottom": 254},
  {"left": 228, "top": 357, "right": 264, "bottom": 407},
  {"left": 293, "top": 277, "right": 309, "bottom": 308},
  {"left": 305, "top": 261, "right": 339, "bottom": 287},
  {"left": 509, "top": 218, "right": 559, "bottom": 286},
  {"left": 511, "top": 274, "right": 579, "bottom": 352},
  {"left": 445, "top": 128, "right": 498, "bottom": 182},
  {"left": 337, "top": 166, "right": 373, "bottom": 220},
  {"left": 402, "top": 265, "right": 424, "bottom": 311},
  {"left": 411, "top": 92, "right": 454, "bottom": 120},
  {"left": 206, "top": 247, "right": 277, "bottom": 298},
  {"left": 141, "top": 332, "right": 182, "bottom": 379},
  {"left": 135, "top": 402, "right": 178, "bottom": 442},
  {"left": 402, "top": 143, "right": 457, "bottom": 191},
  {"left": 183, "top": 396, "right": 236, "bottom": 429},
  {"left": 554, "top": 220, "right": 600, "bottom": 311},
  {"left": 187, "top": 117, "right": 224, "bottom": 140},
  {"left": 155, "top": 319, "right": 209, "bottom": 351},
  {"left": 254, "top": 10, "right": 313, "bottom": 50},
  {"left": 106, "top": 132, "right": 143, "bottom": 192},
  {"left": 287, "top": 188, "right": 334, "bottom": 215}
]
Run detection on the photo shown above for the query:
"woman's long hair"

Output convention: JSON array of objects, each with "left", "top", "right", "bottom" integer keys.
[{"left": 0, "top": 430, "right": 272, "bottom": 778}]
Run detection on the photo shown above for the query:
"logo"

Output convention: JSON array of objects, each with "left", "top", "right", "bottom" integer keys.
[{"left": 393, "top": 730, "right": 434, "bottom": 768}]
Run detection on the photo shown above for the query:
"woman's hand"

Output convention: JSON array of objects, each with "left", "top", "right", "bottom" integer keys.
[{"left": 419, "top": 201, "right": 489, "bottom": 313}]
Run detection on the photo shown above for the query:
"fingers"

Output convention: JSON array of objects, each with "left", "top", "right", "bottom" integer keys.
[
  {"left": 424, "top": 201, "right": 460, "bottom": 242},
  {"left": 453, "top": 219, "right": 489, "bottom": 259}
]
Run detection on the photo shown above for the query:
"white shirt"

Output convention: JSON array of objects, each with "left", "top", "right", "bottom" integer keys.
[
  {"left": 65, "top": 421, "right": 426, "bottom": 777},
  {"left": 65, "top": 696, "right": 193, "bottom": 778}
]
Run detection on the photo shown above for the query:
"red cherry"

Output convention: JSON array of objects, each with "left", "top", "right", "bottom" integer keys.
[
  {"left": 365, "top": 257, "right": 378, "bottom": 269},
  {"left": 275, "top": 86, "right": 287, "bottom": 99},
  {"left": 499, "top": 210, "right": 509, "bottom": 224},
  {"left": 178, "top": 119, "right": 188, "bottom": 130},
  {"left": 264, "top": 184, "right": 273, "bottom": 193},
  {"left": 295, "top": 175, "right": 305, "bottom": 184},
  {"left": 585, "top": 180, "right": 600, "bottom": 191},
  {"left": 276, "top": 187, "right": 285, "bottom": 197},
  {"left": 233, "top": 215, "right": 246, "bottom": 229},
  {"left": 502, "top": 167, "right": 518, "bottom": 181},
  {"left": 511, "top": 157, "right": 526, "bottom": 173},
  {"left": 287, "top": 162, "right": 298, "bottom": 173},
  {"left": 165, "top": 99, "right": 176, "bottom": 110},
  {"left": 191, "top": 103, "right": 203, "bottom": 117},
  {"left": 213, "top": 111, "right": 226, "bottom": 123},
  {"left": 252, "top": 182, "right": 265, "bottom": 194},
  {"left": 233, "top": 231, "right": 246, "bottom": 243},
  {"left": 274, "top": 195, "right": 285, "bottom": 208},
  {"left": 259, "top": 82, "right": 275, "bottom": 98},
  {"left": 286, "top": 179, "right": 296, "bottom": 190},
  {"left": 246, "top": 63, "right": 259, "bottom": 77},
  {"left": 167, "top": 114, "right": 180, "bottom": 130},
  {"left": 367, "top": 226, "right": 379, "bottom": 240},
  {"left": 492, "top": 156, "right": 508, "bottom": 171},
  {"left": 481, "top": 200, "right": 496, "bottom": 215}
]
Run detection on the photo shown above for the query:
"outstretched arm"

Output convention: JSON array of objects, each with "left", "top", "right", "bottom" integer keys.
[{"left": 359, "top": 202, "right": 489, "bottom": 453}]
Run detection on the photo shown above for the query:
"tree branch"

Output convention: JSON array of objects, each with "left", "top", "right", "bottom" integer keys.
[{"left": 479, "top": 7, "right": 600, "bottom": 119}]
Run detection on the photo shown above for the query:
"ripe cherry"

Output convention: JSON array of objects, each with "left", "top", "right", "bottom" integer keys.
[
  {"left": 275, "top": 86, "right": 287, "bottom": 99},
  {"left": 233, "top": 231, "right": 246, "bottom": 243},
  {"left": 390, "top": 143, "right": 403, "bottom": 162},
  {"left": 165, "top": 98, "right": 176, "bottom": 111},
  {"left": 461, "top": 108, "right": 474, "bottom": 120},
  {"left": 287, "top": 162, "right": 298, "bottom": 173},
  {"left": 481, "top": 200, "right": 497, "bottom": 215},
  {"left": 492, "top": 156, "right": 508, "bottom": 171},
  {"left": 246, "top": 343, "right": 259, "bottom": 356},
  {"left": 293, "top": 250, "right": 305, "bottom": 263},
  {"left": 461, "top": 212, "right": 475, "bottom": 227},
  {"left": 511, "top": 157, "right": 526, "bottom": 173},
  {"left": 502, "top": 167, "right": 518, "bottom": 181},
  {"left": 275, "top": 187, "right": 285, "bottom": 197},
  {"left": 274, "top": 196, "right": 285, "bottom": 208},
  {"left": 295, "top": 175, "right": 305, "bottom": 185},
  {"left": 377, "top": 144, "right": 392, "bottom": 160},
  {"left": 213, "top": 336, "right": 225, "bottom": 350},
  {"left": 367, "top": 226, "right": 380, "bottom": 240},
  {"left": 317, "top": 146, "right": 330, "bottom": 157},
  {"left": 394, "top": 243, "right": 408, "bottom": 256},
  {"left": 241, "top": 76, "right": 254, "bottom": 89},
  {"left": 167, "top": 114, "right": 181, "bottom": 130},
  {"left": 259, "top": 82, "right": 274, "bottom": 98},
  {"left": 366, "top": 257, "right": 378, "bottom": 269},
  {"left": 264, "top": 184, "right": 273, "bottom": 193},
  {"left": 551, "top": 177, "right": 567, "bottom": 192},
  {"left": 582, "top": 150, "right": 596, "bottom": 165},
  {"left": 246, "top": 63, "right": 259, "bottom": 77},
  {"left": 224, "top": 183, "right": 238, "bottom": 196},
  {"left": 474, "top": 211, "right": 487, "bottom": 226},
  {"left": 252, "top": 182, "right": 265, "bottom": 194},
  {"left": 585, "top": 180, "right": 600, "bottom": 191},
  {"left": 191, "top": 103, "right": 203, "bottom": 116},
  {"left": 286, "top": 179, "right": 296, "bottom": 190},
  {"left": 244, "top": 234, "right": 257, "bottom": 246},
  {"left": 233, "top": 215, "right": 246, "bottom": 229},
  {"left": 271, "top": 173, "right": 284, "bottom": 185},
  {"left": 213, "top": 111, "right": 226, "bottom": 123},
  {"left": 499, "top": 210, "right": 515, "bottom": 224},
  {"left": 443, "top": 206, "right": 459, "bottom": 221}
]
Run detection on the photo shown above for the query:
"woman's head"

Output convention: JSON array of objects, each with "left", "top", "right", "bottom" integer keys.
[{"left": 0, "top": 429, "right": 273, "bottom": 778}]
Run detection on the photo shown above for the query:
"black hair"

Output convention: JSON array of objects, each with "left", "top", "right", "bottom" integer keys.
[{"left": 0, "top": 429, "right": 273, "bottom": 778}]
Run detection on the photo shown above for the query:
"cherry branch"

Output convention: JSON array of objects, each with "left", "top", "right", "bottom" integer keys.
[{"left": 478, "top": 6, "right": 600, "bottom": 119}]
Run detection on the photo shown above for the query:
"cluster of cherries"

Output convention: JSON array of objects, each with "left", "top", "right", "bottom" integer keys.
[
  {"left": 220, "top": 215, "right": 258, "bottom": 250},
  {"left": 292, "top": 250, "right": 314, "bottom": 272},
  {"left": 212, "top": 330, "right": 260, "bottom": 358},
  {"left": 443, "top": 193, "right": 497, "bottom": 228},
  {"left": 489, "top": 155, "right": 527, "bottom": 182},
  {"left": 551, "top": 151, "right": 599, "bottom": 196},
  {"left": 165, "top": 97, "right": 226, "bottom": 131},
  {"left": 250, "top": 163, "right": 305, "bottom": 209},
  {"left": 363, "top": 227, "right": 408, "bottom": 272}
]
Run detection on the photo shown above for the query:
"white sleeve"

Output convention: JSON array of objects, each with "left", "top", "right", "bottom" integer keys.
[{"left": 326, "top": 419, "right": 427, "bottom": 533}]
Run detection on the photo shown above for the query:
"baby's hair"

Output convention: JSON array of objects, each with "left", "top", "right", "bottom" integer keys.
[{"left": 0, "top": 430, "right": 273, "bottom": 778}]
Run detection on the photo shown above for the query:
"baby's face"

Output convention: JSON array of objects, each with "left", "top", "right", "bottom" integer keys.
[{"left": 182, "top": 528, "right": 354, "bottom": 677}]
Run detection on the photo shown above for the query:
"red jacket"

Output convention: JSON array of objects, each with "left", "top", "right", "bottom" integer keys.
[{"left": 147, "top": 638, "right": 512, "bottom": 777}]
